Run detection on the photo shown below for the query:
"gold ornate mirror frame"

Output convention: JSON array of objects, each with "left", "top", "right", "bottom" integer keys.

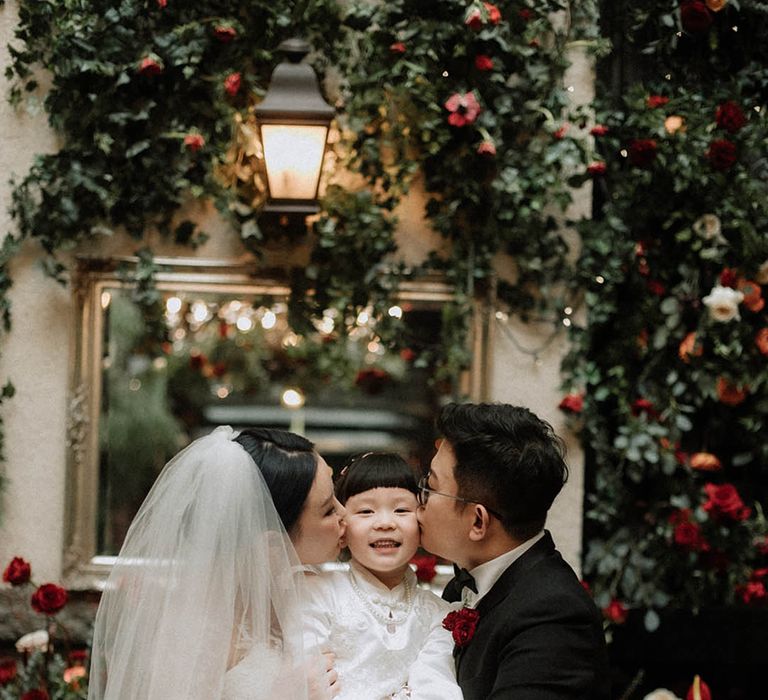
[{"left": 63, "top": 256, "right": 492, "bottom": 589}]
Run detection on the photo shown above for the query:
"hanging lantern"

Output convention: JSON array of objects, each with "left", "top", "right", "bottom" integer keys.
[{"left": 255, "top": 38, "right": 335, "bottom": 215}]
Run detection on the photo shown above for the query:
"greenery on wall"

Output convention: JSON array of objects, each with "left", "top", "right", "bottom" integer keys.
[{"left": 563, "top": 0, "right": 768, "bottom": 626}]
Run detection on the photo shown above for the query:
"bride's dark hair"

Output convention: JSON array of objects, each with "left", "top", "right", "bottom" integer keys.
[{"left": 234, "top": 427, "right": 317, "bottom": 533}]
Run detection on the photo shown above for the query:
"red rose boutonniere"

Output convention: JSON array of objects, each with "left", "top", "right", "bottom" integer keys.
[{"left": 442, "top": 607, "right": 480, "bottom": 647}]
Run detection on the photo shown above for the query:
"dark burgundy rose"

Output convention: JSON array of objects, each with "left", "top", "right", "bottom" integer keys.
[
  {"left": 628, "top": 139, "right": 657, "bottom": 168},
  {"left": 442, "top": 608, "right": 480, "bottom": 647},
  {"left": 716, "top": 101, "right": 747, "bottom": 133},
  {"left": 3, "top": 557, "right": 31, "bottom": 586},
  {"left": 673, "top": 521, "right": 708, "bottom": 551},
  {"left": 706, "top": 138, "right": 737, "bottom": 171},
  {"left": 21, "top": 690, "right": 49, "bottom": 700},
  {"left": 0, "top": 659, "right": 17, "bottom": 686},
  {"left": 680, "top": 1, "right": 713, "bottom": 34},
  {"left": 30, "top": 583, "right": 68, "bottom": 615},
  {"left": 214, "top": 25, "right": 237, "bottom": 42}
]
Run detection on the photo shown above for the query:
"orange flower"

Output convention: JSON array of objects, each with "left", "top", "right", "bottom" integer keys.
[
  {"left": 678, "top": 332, "right": 703, "bottom": 362},
  {"left": 738, "top": 279, "right": 764, "bottom": 312},
  {"left": 689, "top": 452, "right": 722, "bottom": 471},
  {"left": 63, "top": 665, "right": 87, "bottom": 689},
  {"left": 756, "top": 328, "right": 768, "bottom": 355},
  {"left": 705, "top": 0, "right": 728, "bottom": 11},
  {"left": 716, "top": 377, "right": 748, "bottom": 406},
  {"left": 664, "top": 115, "right": 686, "bottom": 134}
]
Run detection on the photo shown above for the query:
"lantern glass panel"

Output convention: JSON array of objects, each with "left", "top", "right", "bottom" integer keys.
[{"left": 261, "top": 124, "right": 328, "bottom": 200}]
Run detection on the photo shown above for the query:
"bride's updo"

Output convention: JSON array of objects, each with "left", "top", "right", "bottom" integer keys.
[{"left": 234, "top": 428, "right": 317, "bottom": 534}]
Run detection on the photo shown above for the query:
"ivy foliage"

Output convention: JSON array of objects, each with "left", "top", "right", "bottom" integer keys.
[{"left": 565, "top": 0, "right": 768, "bottom": 622}]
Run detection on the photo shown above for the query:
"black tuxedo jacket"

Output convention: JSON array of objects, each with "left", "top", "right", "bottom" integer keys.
[{"left": 449, "top": 532, "right": 609, "bottom": 700}]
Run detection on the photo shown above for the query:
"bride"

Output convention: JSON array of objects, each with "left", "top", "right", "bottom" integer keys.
[{"left": 88, "top": 426, "right": 345, "bottom": 700}]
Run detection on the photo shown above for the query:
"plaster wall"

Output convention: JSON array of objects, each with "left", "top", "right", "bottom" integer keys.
[{"left": 0, "top": 0, "right": 593, "bottom": 580}]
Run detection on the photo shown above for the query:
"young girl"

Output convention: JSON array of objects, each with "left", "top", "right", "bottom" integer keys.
[{"left": 302, "top": 453, "right": 462, "bottom": 700}]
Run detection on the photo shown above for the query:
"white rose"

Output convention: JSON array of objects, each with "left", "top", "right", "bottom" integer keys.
[
  {"left": 692, "top": 214, "right": 725, "bottom": 243},
  {"left": 15, "top": 629, "right": 50, "bottom": 653},
  {"left": 756, "top": 259, "right": 768, "bottom": 285},
  {"left": 643, "top": 690, "right": 681, "bottom": 700},
  {"left": 703, "top": 285, "right": 744, "bottom": 322}
]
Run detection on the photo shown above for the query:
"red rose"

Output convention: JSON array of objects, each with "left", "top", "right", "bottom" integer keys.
[
  {"left": 183, "top": 133, "right": 205, "bottom": 152},
  {"left": 31, "top": 583, "right": 68, "bottom": 615},
  {"left": 669, "top": 508, "right": 692, "bottom": 525},
  {"left": 465, "top": 8, "right": 483, "bottom": 30},
  {"left": 603, "top": 598, "right": 628, "bottom": 624},
  {"left": 224, "top": 72, "right": 241, "bottom": 97},
  {"left": 706, "top": 138, "right": 737, "bottom": 171},
  {"left": 477, "top": 140, "right": 496, "bottom": 156},
  {"left": 399, "top": 348, "right": 416, "bottom": 362},
  {"left": 474, "top": 54, "right": 494, "bottom": 71},
  {"left": 214, "top": 25, "right": 237, "bottom": 43},
  {"left": 739, "top": 580, "right": 767, "bottom": 604},
  {"left": 756, "top": 535, "right": 768, "bottom": 555},
  {"left": 628, "top": 139, "right": 657, "bottom": 168},
  {"left": 631, "top": 398, "right": 658, "bottom": 418},
  {"left": 442, "top": 607, "right": 480, "bottom": 647},
  {"left": 553, "top": 124, "right": 569, "bottom": 140},
  {"left": 411, "top": 554, "right": 437, "bottom": 583},
  {"left": 558, "top": 393, "right": 583, "bottom": 414},
  {"left": 680, "top": 1, "right": 713, "bottom": 33},
  {"left": 484, "top": 2, "right": 501, "bottom": 24},
  {"left": 0, "top": 658, "right": 17, "bottom": 686},
  {"left": 68, "top": 649, "right": 88, "bottom": 665},
  {"left": 587, "top": 161, "right": 607, "bottom": 176},
  {"left": 719, "top": 267, "right": 738, "bottom": 287},
  {"left": 715, "top": 100, "right": 747, "bottom": 133},
  {"left": 590, "top": 124, "right": 609, "bottom": 136},
  {"left": 703, "top": 483, "right": 751, "bottom": 521},
  {"left": 389, "top": 42, "right": 406, "bottom": 54},
  {"left": 647, "top": 95, "right": 670, "bottom": 109},
  {"left": 686, "top": 675, "right": 712, "bottom": 700},
  {"left": 157, "top": 0, "right": 167, "bottom": 6},
  {"left": 21, "top": 690, "right": 49, "bottom": 700},
  {"left": 518, "top": 8, "right": 532, "bottom": 21},
  {"left": 3, "top": 556, "right": 31, "bottom": 586},
  {"left": 138, "top": 56, "right": 163, "bottom": 77}
]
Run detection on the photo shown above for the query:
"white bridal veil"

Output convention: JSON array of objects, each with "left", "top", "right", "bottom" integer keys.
[{"left": 88, "top": 426, "right": 310, "bottom": 700}]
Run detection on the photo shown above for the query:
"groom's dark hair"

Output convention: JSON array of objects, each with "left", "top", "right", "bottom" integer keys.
[
  {"left": 437, "top": 403, "right": 568, "bottom": 540},
  {"left": 235, "top": 427, "right": 317, "bottom": 534}
]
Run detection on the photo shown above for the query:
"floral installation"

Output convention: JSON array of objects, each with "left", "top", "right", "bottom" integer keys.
[
  {"left": 442, "top": 607, "right": 480, "bottom": 647},
  {"left": 564, "top": 0, "right": 768, "bottom": 629},
  {"left": 1, "top": 558, "right": 87, "bottom": 700}
]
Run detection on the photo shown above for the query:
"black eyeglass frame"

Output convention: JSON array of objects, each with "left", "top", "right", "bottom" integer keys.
[{"left": 417, "top": 472, "right": 506, "bottom": 521}]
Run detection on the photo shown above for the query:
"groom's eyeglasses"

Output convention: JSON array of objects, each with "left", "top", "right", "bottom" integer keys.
[{"left": 417, "top": 472, "right": 505, "bottom": 520}]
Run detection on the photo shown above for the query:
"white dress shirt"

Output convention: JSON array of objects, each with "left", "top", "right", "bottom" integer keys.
[
  {"left": 461, "top": 530, "right": 546, "bottom": 608},
  {"left": 302, "top": 560, "right": 462, "bottom": 700}
]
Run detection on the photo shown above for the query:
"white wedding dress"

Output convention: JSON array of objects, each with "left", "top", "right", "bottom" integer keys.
[{"left": 88, "top": 427, "right": 312, "bottom": 700}]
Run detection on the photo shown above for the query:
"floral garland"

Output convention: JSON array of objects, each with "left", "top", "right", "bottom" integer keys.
[
  {"left": 562, "top": 0, "right": 768, "bottom": 627},
  {"left": 0, "top": 0, "right": 597, "bottom": 516}
]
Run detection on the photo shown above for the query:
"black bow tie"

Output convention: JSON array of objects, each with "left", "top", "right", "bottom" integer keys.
[{"left": 442, "top": 565, "right": 478, "bottom": 603}]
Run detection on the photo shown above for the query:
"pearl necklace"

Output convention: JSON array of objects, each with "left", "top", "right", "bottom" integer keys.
[{"left": 348, "top": 568, "right": 414, "bottom": 634}]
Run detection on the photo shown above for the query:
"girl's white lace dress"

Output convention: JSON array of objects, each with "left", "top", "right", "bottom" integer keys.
[{"left": 302, "top": 561, "right": 463, "bottom": 700}]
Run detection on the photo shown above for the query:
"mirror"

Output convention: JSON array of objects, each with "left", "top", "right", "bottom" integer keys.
[{"left": 63, "top": 257, "right": 491, "bottom": 588}]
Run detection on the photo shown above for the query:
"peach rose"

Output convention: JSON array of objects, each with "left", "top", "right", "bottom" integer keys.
[
  {"left": 664, "top": 115, "right": 686, "bottom": 135},
  {"left": 737, "top": 279, "right": 764, "bottom": 313},
  {"left": 756, "top": 328, "right": 768, "bottom": 355},
  {"left": 716, "top": 377, "right": 748, "bottom": 406},
  {"left": 678, "top": 332, "right": 703, "bottom": 362},
  {"left": 689, "top": 452, "right": 722, "bottom": 471}
]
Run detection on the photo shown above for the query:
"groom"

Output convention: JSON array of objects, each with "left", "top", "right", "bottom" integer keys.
[{"left": 417, "top": 402, "right": 609, "bottom": 699}]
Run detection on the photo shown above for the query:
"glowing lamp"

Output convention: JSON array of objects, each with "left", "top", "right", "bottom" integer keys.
[{"left": 256, "top": 38, "right": 334, "bottom": 215}]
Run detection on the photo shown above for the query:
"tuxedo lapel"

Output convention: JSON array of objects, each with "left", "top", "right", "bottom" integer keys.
[{"left": 454, "top": 532, "right": 557, "bottom": 672}]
